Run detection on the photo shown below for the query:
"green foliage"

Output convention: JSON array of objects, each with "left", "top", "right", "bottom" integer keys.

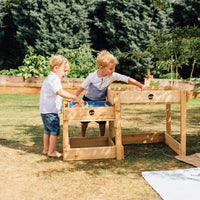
[
  {"left": 172, "top": 0, "right": 200, "bottom": 27},
  {"left": 0, "top": 0, "right": 23, "bottom": 70},
  {"left": 0, "top": 0, "right": 6, "bottom": 67},
  {"left": 0, "top": 0, "right": 6, "bottom": 38},
  {"left": 57, "top": 44, "right": 97, "bottom": 78},
  {"left": 94, "top": 0, "right": 173, "bottom": 80},
  {"left": 11, "top": 0, "right": 96, "bottom": 56},
  {"left": 161, "top": 72, "right": 180, "bottom": 79},
  {"left": 152, "top": 0, "right": 172, "bottom": 9},
  {"left": 146, "top": 26, "right": 200, "bottom": 79},
  {"left": 0, "top": 45, "right": 97, "bottom": 79},
  {"left": 116, "top": 49, "right": 153, "bottom": 81},
  {"left": 1, "top": 0, "right": 200, "bottom": 80},
  {"left": 150, "top": 80, "right": 160, "bottom": 86},
  {"left": 181, "top": 26, "right": 200, "bottom": 78},
  {"left": 95, "top": 0, "right": 173, "bottom": 52},
  {"left": 0, "top": 47, "right": 50, "bottom": 79}
]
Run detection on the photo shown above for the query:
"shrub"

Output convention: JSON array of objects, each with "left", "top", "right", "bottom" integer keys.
[
  {"left": 0, "top": 47, "right": 50, "bottom": 79},
  {"left": 0, "top": 45, "right": 97, "bottom": 79},
  {"left": 57, "top": 44, "right": 97, "bottom": 78}
]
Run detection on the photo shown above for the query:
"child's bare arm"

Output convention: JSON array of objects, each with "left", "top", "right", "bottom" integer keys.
[
  {"left": 128, "top": 78, "right": 146, "bottom": 90},
  {"left": 57, "top": 89, "right": 84, "bottom": 104},
  {"left": 75, "top": 86, "right": 85, "bottom": 97}
]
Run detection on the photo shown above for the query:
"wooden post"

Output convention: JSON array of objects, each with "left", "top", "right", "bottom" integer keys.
[
  {"left": 180, "top": 90, "right": 187, "bottom": 155},
  {"left": 109, "top": 121, "right": 115, "bottom": 139},
  {"left": 63, "top": 120, "right": 70, "bottom": 149},
  {"left": 166, "top": 104, "right": 171, "bottom": 135},
  {"left": 114, "top": 92, "right": 124, "bottom": 160},
  {"left": 63, "top": 103, "right": 70, "bottom": 156}
]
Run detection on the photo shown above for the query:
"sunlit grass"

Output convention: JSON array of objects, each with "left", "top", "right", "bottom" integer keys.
[{"left": 0, "top": 94, "right": 200, "bottom": 200}]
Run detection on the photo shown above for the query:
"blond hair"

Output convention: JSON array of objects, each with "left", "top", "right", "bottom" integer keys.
[
  {"left": 97, "top": 50, "right": 118, "bottom": 68},
  {"left": 49, "top": 55, "right": 70, "bottom": 71}
]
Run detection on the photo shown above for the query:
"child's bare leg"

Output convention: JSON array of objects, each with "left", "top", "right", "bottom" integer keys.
[
  {"left": 81, "top": 123, "right": 88, "bottom": 137},
  {"left": 47, "top": 135, "right": 62, "bottom": 157},
  {"left": 42, "top": 133, "right": 50, "bottom": 154},
  {"left": 99, "top": 124, "right": 105, "bottom": 136}
]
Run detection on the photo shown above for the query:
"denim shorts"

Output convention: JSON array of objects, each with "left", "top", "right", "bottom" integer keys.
[{"left": 41, "top": 113, "right": 60, "bottom": 136}]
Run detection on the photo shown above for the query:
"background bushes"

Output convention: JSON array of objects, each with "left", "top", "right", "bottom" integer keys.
[{"left": 0, "top": 0, "right": 200, "bottom": 80}]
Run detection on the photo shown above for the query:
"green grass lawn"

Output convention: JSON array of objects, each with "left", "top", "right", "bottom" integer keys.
[{"left": 0, "top": 94, "right": 200, "bottom": 200}]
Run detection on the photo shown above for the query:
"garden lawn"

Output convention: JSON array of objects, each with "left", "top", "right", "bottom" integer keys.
[{"left": 0, "top": 94, "right": 200, "bottom": 200}]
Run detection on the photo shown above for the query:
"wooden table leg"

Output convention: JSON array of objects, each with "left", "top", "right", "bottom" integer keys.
[
  {"left": 114, "top": 92, "right": 124, "bottom": 160},
  {"left": 166, "top": 104, "right": 171, "bottom": 135},
  {"left": 180, "top": 90, "right": 187, "bottom": 155},
  {"left": 109, "top": 121, "right": 115, "bottom": 139}
]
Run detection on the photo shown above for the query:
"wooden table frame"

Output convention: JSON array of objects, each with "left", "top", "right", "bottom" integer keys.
[
  {"left": 107, "top": 86, "right": 188, "bottom": 156},
  {"left": 63, "top": 92, "right": 124, "bottom": 160}
]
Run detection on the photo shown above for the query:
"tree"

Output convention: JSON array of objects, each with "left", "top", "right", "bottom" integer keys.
[
  {"left": 172, "top": 0, "right": 200, "bottom": 27},
  {"left": 146, "top": 26, "right": 200, "bottom": 79},
  {"left": 181, "top": 26, "right": 200, "bottom": 78},
  {"left": 11, "top": 0, "right": 95, "bottom": 56},
  {"left": 147, "top": 30, "right": 182, "bottom": 80},
  {"left": 93, "top": 0, "right": 173, "bottom": 80},
  {"left": 0, "top": 0, "right": 6, "bottom": 41},
  {"left": 95, "top": 0, "right": 173, "bottom": 52},
  {"left": 0, "top": 0, "right": 7, "bottom": 67},
  {"left": 0, "top": 0, "right": 23, "bottom": 70}
]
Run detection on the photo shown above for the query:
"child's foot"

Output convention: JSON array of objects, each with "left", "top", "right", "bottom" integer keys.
[
  {"left": 47, "top": 151, "right": 63, "bottom": 158},
  {"left": 42, "top": 150, "right": 48, "bottom": 155}
]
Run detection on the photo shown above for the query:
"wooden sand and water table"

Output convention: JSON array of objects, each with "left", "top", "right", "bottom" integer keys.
[
  {"left": 63, "top": 86, "right": 188, "bottom": 161},
  {"left": 0, "top": 76, "right": 188, "bottom": 160},
  {"left": 107, "top": 86, "right": 188, "bottom": 156},
  {"left": 62, "top": 92, "right": 124, "bottom": 161}
]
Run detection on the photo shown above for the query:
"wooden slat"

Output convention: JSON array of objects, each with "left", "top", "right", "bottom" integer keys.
[
  {"left": 0, "top": 75, "right": 84, "bottom": 87},
  {"left": 120, "top": 90, "right": 180, "bottom": 104},
  {"left": 122, "top": 132, "right": 165, "bottom": 144},
  {"left": 180, "top": 90, "right": 187, "bottom": 155},
  {"left": 165, "top": 133, "right": 181, "bottom": 155},
  {"left": 107, "top": 87, "right": 114, "bottom": 105},
  {"left": 108, "top": 137, "right": 115, "bottom": 146},
  {"left": 63, "top": 120, "right": 70, "bottom": 149},
  {"left": 0, "top": 86, "right": 83, "bottom": 95},
  {"left": 0, "top": 75, "right": 85, "bottom": 95},
  {"left": 0, "top": 86, "right": 41, "bottom": 95},
  {"left": 63, "top": 146, "right": 116, "bottom": 160},
  {"left": 166, "top": 104, "right": 171, "bottom": 135},
  {"left": 108, "top": 86, "right": 181, "bottom": 104},
  {"left": 110, "top": 86, "right": 175, "bottom": 91},
  {"left": 63, "top": 107, "right": 115, "bottom": 121},
  {"left": 109, "top": 121, "right": 115, "bottom": 138},
  {"left": 69, "top": 136, "right": 111, "bottom": 148},
  {"left": 114, "top": 92, "right": 124, "bottom": 160}
]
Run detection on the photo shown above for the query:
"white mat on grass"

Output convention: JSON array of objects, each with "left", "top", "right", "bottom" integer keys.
[{"left": 142, "top": 168, "right": 200, "bottom": 200}]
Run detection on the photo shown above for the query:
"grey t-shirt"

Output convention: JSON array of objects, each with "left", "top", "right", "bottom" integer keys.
[{"left": 81, "top": 70, "right": 129, "bottom": 101}]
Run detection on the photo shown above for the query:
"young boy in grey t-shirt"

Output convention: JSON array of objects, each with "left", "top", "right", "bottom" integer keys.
[{"left": 75, "top": 50, "right": 145, "bottom": 137}]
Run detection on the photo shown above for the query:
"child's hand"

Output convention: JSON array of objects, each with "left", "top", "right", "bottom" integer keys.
[
  {"left": 65, "top": 99, "right": 73, "bottom": 103},
  {"left": 76, "top": 97, "right": 84, "bottom": 105},
  {"left": 141, "top": 85, "right": 146, "bottom": 91}
]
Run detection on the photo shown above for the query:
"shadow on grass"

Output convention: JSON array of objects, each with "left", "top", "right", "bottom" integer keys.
[
  {"left": 60, "top": 142, "right": 194, "bottom": 176},
  {"left": 1, "top": 124, "right": 45, "bottom": 154},
  {"left": 62, "top": 123, "right": 200, "bottom": 175},
  {"left": 1, "top": 99, "right": 200, "bottom": 175}
]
